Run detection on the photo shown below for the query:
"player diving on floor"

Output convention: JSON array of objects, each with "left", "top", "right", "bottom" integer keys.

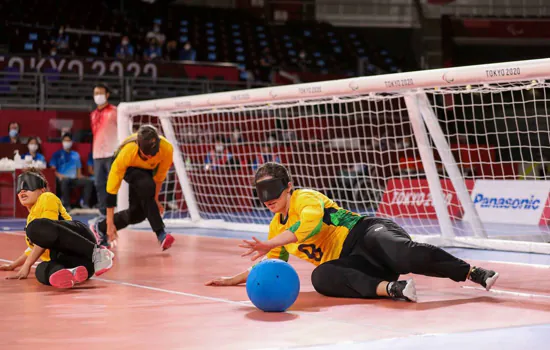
[{"left": 206, "top": 162, "right": 499, "bottom": 302}]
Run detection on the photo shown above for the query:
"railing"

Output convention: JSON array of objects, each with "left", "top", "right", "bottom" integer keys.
[
  {"left": 315, "top": 0, "right": 550, "bottom": 28},
  {"left": 0, "top": 72, "right": 269, "bottom": 111}
]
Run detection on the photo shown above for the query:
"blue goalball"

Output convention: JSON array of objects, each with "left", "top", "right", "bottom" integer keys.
[{"left": 246, "top": 259, "right": 300, "bottom": 312}]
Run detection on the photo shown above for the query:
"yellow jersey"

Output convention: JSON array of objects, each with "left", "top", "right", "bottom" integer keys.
[
  {"left": 106, "top": 134, "right": 174, "bottom": 195},
  {"left": 25, "top": 192, "right": 72, "bottom": 261},
  {"left": 266, "top": 189, "right": 363, "bottom": 266}
]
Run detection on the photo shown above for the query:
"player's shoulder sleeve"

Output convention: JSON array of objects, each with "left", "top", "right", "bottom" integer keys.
[
  {"left": 107, "top": 141, "right": 135, "bottom": 195},
  {"left": 35, "top": 192, "right": 63, "bottom": 220},
  {"left": 266, "top": 216, "right": 290, "bottom": 262},
  {"left": 288, "top": 190, "right": 325, "bottom": 242},
  {"left": 152, "top": 136, "right": 174, "bottom": 183}
]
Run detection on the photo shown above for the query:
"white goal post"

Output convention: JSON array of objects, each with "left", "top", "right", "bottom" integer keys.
[{"left": 117, "top": 58, "right": 550, "bottom": 254}]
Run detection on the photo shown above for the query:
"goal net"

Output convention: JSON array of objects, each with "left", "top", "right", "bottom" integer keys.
[{"left": 118, "top": 58, "right": 550, "bottom": 254}]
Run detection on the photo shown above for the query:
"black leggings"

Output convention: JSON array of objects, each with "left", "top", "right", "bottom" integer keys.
[
  {"left": 99, "top": 167, "right": 164, "bottom": 236},
  {"left": 26, "top": 219, "right": 96, "bottom": 286},
  {"left": 311, "top": 218, "right": 471, "bottom": 298}
]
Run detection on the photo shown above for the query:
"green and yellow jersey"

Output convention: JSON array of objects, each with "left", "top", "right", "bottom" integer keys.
[
  {"left": 106, "top": 133, "right": 174, "bottom": 196},
  {"left": 25, "top": 192, "right": 72, "bottom": 261},
  {"left": 266, "top": 189, "right": 363, "bottom": 266}
]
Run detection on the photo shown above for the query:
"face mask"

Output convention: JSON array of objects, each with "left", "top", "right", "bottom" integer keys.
[
  {"left": 122, "top": 40, "right": 129, "bottom": 45},
  {"left": 63, "top": 141, "right": 72, "bottom": 150},
  {"left": 51, "top": 51, "right": 57, "bottom": 56},
  {"left": 28, "top": 144, "right": 38, "bottom": 153},
  {"left": 233, "top": 132, "right": 240, "bottom": 139},
  {"left": 9, "top": 129, "right": 18, "bottom": 138},
  {"left": 300, "top": 53, "right": 305, "bottom": 59},
  {"left": 184, "top": 44, "right": 191, "bottom": 50},
  {"left": 154, "top": 26, "right": 160, "bottom": 32},
  {"left": 94, "top": 94, "right": 107, "bottom": 105},
  {"left": 215, "top": 145, "right": 224, "bottom": 152}
]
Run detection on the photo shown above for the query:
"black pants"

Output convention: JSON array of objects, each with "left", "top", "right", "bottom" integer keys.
[
  {"left": 26, "top": 219, "right": 96, "bottom": 286},
  {"left": 93, "top": 157, "right": 113, "bottom": 216},
  {"left": 99, "top": 167, "right": 164, "bottom": 235},
  {"left": 58, "top": 178, "right": 94, "bottom": 208},
  {"left": 311, "top": 218, "right": 471, "bottom": 298}
]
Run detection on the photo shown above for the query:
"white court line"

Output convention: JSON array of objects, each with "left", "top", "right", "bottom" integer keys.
[
  {"left": 461, "top": 286, "right": 550, "bottom": 299},
  {"left": 477, "top": 259, "right": 550, "bottom": 269},
  {"left": 0, "top": 257, "right": 251, "bottom": 307}
]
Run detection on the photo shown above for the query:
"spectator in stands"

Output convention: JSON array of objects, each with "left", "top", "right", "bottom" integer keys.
[
  {"left": 164, "top": 40, "right": 178, "bottom": 61},
  {"left": 23, "top": 137, "right": 46, "bottom": 164},
  {"left": 115, "top": 35, "right": 135, "bottom": 60},
  {"left": 91, "top": 83, "right": 118, "bottom": 218},
  {"left": 51, "top": 25, "right": 70, "bottom": 55},
  {"left": 204, "top": 136, "right": 235, "bottom": 171},
  {"left": 49, "top": 133, "right": 94, "bottom": 210},
  {"left": 144, "top": 38, "right": 162, "bottom": 61},
  {"left": 146, "top": 23, "right": 166, "bottom": 46},
  {"left": 179, "top": 41, "right": 196, "bottom": 61},
  {"left": 297, "top": 50, "right": 310, "bottom": 72},
  {"left": 251, "top": 144, "right": 281, "bottom": 170},
  {"left": 259, "top": 47, "right": 274, "bottom": 83},
  {"left": 228, "top": 127, "right": 244, "bottom": 144},
  {"left": 0, "top": 121, "right": 25, "bottom": 144}
]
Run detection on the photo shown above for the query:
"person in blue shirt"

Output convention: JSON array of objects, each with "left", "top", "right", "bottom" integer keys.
[
  {"left": 49, "top": 134, "right": 94, "bottom": 210},
  {"left": 0, "top": 121, "right": 24, "bottom": 144},
  {"left": 23, "top": 137, "right": 47, "bottom": 164}
]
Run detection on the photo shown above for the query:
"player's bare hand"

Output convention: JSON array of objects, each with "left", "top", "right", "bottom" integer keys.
[
  {"left": 156, "top": 200, "right": 165, "bottom": 216},
  {"left": 239, "top": 237, "right": 271, "bottom": 261},
  {"left": 0, "top": 264, "right": 15, "bottom": 271},
  {"left": 6, "top": 265, "right": 30, "bottom": 280},
  {"left": 205, "top": 276, "right": 239, "bottom": 286},
  {"left": 106, "top": 223, "right": 118, "bottom": 245}
]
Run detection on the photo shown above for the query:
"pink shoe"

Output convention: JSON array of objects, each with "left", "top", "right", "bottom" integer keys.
[
  {"left": 49, "top": 266, "right": 89, "bottom": 289},
  {"left": 160, "top": 234, "right": 175, "bottom": 251}
]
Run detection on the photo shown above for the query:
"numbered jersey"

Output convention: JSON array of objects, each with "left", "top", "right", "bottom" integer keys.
[{"left": 266, "top": 189, "right": 363, "bottom": 266}]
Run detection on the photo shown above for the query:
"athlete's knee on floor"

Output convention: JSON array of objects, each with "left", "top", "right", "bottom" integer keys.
[
  {"left": 311, "top": 263, "right": 339, "bottom": 296},
  {"left": 35, "top": 262, "right": 51, "bottom": 286}
]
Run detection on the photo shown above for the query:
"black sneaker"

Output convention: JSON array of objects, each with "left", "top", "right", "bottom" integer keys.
[
  {"left": 468, "top": 266, "right": 499, "bottom": 291},
  {"left": 388, "top": 279, "right": 417, "bottom": 302}
]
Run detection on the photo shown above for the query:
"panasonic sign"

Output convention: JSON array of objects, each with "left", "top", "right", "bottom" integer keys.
[{"left": 467, "top": 180, "right": 550, "bottom": 225}]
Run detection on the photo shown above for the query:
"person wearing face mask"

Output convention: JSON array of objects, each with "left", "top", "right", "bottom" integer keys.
[
  {"left": 23, "top": 137, "right": 46, "bottom": 164},
  {"left": 0, "top": 121, "right": 22, "bottom": 143},
  {"left": 90, "top": 83, "right": 117, "bottom": 219},
  {"left": 49, "top": 133, "right": 94, "bottom": 211},
  {"left": 115, "top": 35, "right": 134, "bottom": 60},
  {"left": 146, "top": 23, "right": 166, "bottom": 46}
]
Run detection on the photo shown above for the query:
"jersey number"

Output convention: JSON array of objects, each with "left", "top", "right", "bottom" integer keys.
[{"left": 298, "top": 244, "right": 323, "bottom": 262}]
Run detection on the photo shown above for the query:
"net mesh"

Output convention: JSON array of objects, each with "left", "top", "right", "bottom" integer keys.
[{"left": 128, "top": 80, "right": 550, "bottom": 241}]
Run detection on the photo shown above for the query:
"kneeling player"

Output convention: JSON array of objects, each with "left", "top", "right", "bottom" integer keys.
[{"left": 0, "top": 169, "right": 114, "bottom": 288}]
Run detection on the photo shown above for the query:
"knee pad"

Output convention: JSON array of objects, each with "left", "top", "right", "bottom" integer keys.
[{"left": 35, "top": 263, "right": 51, "bottom": 286}]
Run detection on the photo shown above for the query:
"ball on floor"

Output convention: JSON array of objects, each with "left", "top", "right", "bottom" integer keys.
[{"left": 246, "top": 259, "right": 300, "bottom": 312}]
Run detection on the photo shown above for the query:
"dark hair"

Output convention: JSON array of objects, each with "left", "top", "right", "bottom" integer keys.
[
  {"left": 8, "top": 121, "right": 20, "bottom": 132},
  {"left": 26, "top": 136, "right": 42, "bottom": 152},
  {"left": 254, "top": 162, "right": 291, "bottom": 185},
  {"left": 22, "top": 167, "right": 49, "bottom": 190},
  {"left": 137, "top": 124, "right": 160, "bottom": 154},
  {"left": 61, "top": 133, "right": 72, "bottom": 140},
  {"left": 94, "top": 82, "right": 111, "bottom": 94}
]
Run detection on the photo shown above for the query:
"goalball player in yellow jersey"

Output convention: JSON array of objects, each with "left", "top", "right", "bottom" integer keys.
[
  {"left": 90, "top": 124, "right": 176, "bottom": 251},
  {"left": 0, "top": 169, "right": 114, "bottom": 289},
  {"left": 206, "top": 163, "right": 500, "bottom": 302}
]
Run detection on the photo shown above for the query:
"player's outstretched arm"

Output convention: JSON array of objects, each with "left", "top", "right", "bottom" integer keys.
[
  {"left": 0, "top": 252, "right": 27, "bottom": 271},
  {"left": 205, "top": 269, "right": 249, "bottom": 286}
]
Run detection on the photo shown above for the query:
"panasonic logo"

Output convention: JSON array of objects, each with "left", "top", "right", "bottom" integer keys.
[{"left": 473, "top": 194, "right": 541, "bottom": 210}]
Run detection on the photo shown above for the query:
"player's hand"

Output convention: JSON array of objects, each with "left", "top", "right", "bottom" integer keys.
[
  {"left": 205, "top": 276, "right": 239, "bottom": 286},
  {"left": 106, "top": 223, "right": 119, "bottom": 247},
  {"left": 156, "top": 200, "right": 165, "bottom": 216},
  {"left": 239, "top": 237, "right": 271, "bottom": 261},
  {"left": 0, "top": 264, "right": 15, "bottom": 271},
  {"left": 6, "top": 265, "right": 30, "bottom": 280}
]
